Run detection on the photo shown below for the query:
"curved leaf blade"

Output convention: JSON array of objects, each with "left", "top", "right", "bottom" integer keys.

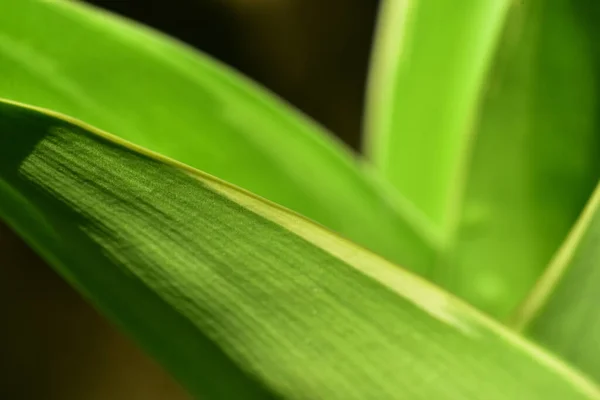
[
  {"left": 0, "top": 99, "right": 598, "bottom": 399},
  {"left": 364, "top": 0, "right": 511, "bottom": 230},
  {"left": 0, "top": 0, "right": 435, "bottom": 272}
]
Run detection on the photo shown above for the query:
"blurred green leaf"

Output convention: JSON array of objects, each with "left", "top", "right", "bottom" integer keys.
[
  {"left": 366, "top": 0, "right": 600, "bottom": 317},
  {"left": 364, "top": 0, "right": 510, "bottom": 230},
  {"left": 433, "top": 0, "right": 600, "bottom": 317},
  {"left": 1, "top": 99, "right": 599, "bottom": 399},
  {"left": 0, "top": 0, "right": 435, "bottom": 272},
  {"left": 511, "top": 182, "right": 600, "bottom": 382}
]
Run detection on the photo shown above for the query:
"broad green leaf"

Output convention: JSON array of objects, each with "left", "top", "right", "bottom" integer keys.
[
  {"left": 0, "top": 0, "right": 436, "bottom": 272},
  {"left": 1, "top": 99, "right": 599, "bottom": 399},
  {"left": 511, "top": 182, "right": 600, "bottom": 382},
  {"left": 432, "top": 0, "right": 600, "bottom": 317},
  {"left": 366, "top": 0, "right": 600, "bottom": 316},
  {"left": 364, "top": 0, "right": 511, "bottom": 230}
]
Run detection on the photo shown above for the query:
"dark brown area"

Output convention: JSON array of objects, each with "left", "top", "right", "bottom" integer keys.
[{"left": 0, "top": 221, "right": 189, "bottom": 400}]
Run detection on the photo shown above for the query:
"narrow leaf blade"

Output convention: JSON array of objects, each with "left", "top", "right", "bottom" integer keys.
[{"left": 364, "top": 0, "right": 510, "bottom": 230}]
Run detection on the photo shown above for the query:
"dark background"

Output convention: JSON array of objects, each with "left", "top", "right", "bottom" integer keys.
[{"left": 84, "top": 0, "right": 381, "bottom": 150}]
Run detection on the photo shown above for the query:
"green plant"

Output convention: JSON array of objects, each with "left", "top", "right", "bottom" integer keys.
[{"left": 0, "top": 0, "right": 599, "bottom": 399}]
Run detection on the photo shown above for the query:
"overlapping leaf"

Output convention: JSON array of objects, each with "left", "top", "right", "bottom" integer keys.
[
  {"left": 0, "top": 0, "right": 435, "bottom": 272},
  {"left": 366, "top": 0, "right": 600, "bottom": 317}
]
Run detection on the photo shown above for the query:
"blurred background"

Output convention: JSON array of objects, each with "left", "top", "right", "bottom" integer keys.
[{"left": 85, "top": 0, "right": 381, "bottom": 150}]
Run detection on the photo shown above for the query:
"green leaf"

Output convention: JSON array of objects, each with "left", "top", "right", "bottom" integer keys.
[
  {"left": 1, "top": 99, "right": 599, "bottom": 399},
  {"left": 0, "top": 0, "right": 435, "bottom": 272},
  {"left": 511, "top": 181, "right": 600, "bottom": 382},
  {"left": 364, "top": 0, "right": 511, "bottom": 230},
  {"left": 366, "top": 0, "right": 600, "bottom": 316},
  {"left": 433, "top": 0, "right": 600, "bottom": 317}
]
